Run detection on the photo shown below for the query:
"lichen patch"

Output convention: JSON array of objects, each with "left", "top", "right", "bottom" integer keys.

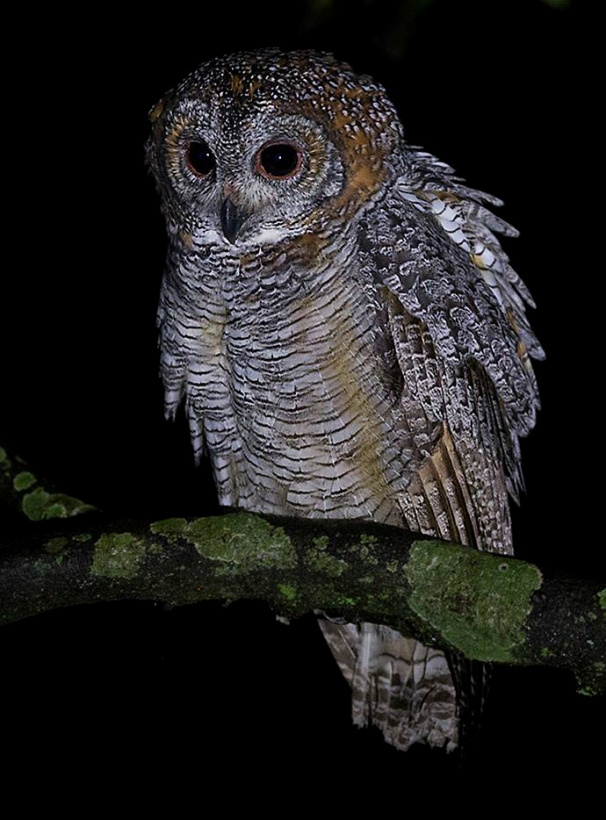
[
  {"left": 92, "top": 533, "right": 146, "bottom": 579},
  {"left": 405, "top": 540, "right": 543, "bottom": 662},
  {"left": 150, "top": 513, "right": 297, "bottom": 574}
]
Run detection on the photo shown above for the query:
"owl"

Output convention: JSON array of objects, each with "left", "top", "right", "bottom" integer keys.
[{"left": 146, "top": 50, "right": 542, "bottom": 752}]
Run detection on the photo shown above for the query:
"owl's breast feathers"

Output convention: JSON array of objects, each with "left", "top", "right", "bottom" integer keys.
[{"left": 159, "top": 226, "right": 426, "bottom": 525}]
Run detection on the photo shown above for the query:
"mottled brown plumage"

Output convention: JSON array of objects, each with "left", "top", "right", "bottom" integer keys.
[{"left": 147, "top": 49, "right": 542, "bottom": 751}]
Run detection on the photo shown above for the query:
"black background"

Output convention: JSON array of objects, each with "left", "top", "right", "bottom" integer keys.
[{"left": 2, "top": 0, "right": 602, "bottom": 798}]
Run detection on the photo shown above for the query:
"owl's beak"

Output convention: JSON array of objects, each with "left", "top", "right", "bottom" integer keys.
[{"left": 220, "top": 196, "right": 248, "bottom": 244}]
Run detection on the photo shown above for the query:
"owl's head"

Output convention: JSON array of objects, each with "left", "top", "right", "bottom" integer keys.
[{"left": 147, "top": 50, "right": 405, "bottom": 246}]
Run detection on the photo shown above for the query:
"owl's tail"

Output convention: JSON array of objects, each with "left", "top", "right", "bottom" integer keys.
[{"left": 319, "top": 619, "right": 465, "bottom": 752}]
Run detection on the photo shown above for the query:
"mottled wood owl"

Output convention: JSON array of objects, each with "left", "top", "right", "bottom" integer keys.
[{"left": 146, "top": 49, "right": 542, "bottom": 752}]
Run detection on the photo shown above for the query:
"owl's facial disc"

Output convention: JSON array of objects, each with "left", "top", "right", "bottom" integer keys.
[{"left": 153, "top": 97, "right": 344, "bottom": 245}]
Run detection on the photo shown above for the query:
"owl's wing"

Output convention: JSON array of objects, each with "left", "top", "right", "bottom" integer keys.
[
  {"left": 359, "top": 149, "right": 542, "bottom": 551},
  {"left": 330, "top": 154, "right": 543, "bottom": 752},
  {"left": 405, "top": 148, "right": 544, "bottom": 371}
]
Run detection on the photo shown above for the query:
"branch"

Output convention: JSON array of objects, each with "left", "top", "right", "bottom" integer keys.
[{"left": 1, "top": 442, "right": 604, "bottom": 696}]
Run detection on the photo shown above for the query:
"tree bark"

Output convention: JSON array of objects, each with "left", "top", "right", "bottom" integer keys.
[{"left": 1, "top": 441, "right": 604, "bottom": 696}]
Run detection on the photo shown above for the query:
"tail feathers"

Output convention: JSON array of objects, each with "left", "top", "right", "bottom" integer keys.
[{"left": 319, "top": 619, "right": 459, "bottom": 752}]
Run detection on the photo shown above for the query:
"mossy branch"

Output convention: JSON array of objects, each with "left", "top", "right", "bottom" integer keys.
[{"left": 1, "top": 442, "right": 604, "bottom": 696}]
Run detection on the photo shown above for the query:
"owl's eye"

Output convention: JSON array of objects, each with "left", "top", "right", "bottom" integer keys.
[
  {"left": 257, "top": 143, "right": 302, "bottom": 180},
  {"left": 187, "top": 140, "right": 215, "bottom": 177}
]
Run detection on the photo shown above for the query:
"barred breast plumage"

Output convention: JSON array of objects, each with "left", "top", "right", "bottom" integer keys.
[{"left": 147, "top": 49, "right": 542, "bottom": 752}]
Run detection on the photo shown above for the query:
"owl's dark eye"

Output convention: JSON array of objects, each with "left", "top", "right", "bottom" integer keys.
[
  {"left": 187, "top": 140, "right": 215, "bottom": 177},
  {"left": 257, "top": 143, "right": 302, "bottom": 180}
]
